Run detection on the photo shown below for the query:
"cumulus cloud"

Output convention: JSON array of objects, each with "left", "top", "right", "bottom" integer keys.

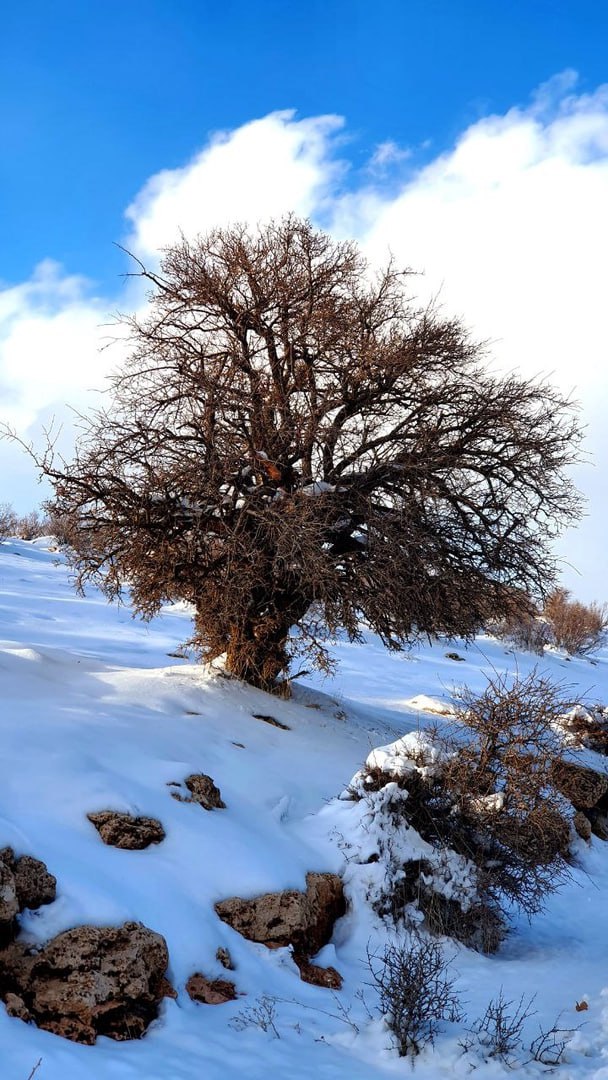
[
  {"left": 125, "top": 111, "right": 345, "bottom": 261},
  {"left": 1, "top": 77, "right": 607, "bottom": 594}
]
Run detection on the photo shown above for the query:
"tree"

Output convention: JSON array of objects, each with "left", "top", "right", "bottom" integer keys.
[{"left": 34, "top": 216, "right": 581, "bottom": 690}]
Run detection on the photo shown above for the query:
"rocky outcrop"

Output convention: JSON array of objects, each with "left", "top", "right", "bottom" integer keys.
[
  {"left": 0, "top": 849, "right": 56, "bottom": 945},
  {"left": 215, "top": 872, "right": 345, "bottom": 965},
  {"left": 172, "top": 774, "right": 226, "bottom": 810},
  {"left": 186, "top": 972, "right": 237, "bottom": 1004},
  {"left": 0, "top": 922, "right": 172, "bottom": 1044},
  {"left": 87, "top": 811, "right": 166, "bottom": 850}
]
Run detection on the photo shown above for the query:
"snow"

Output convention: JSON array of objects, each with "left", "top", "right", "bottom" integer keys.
[{"left": 1, "top": 539, "right": 608, "bottom": 1076}]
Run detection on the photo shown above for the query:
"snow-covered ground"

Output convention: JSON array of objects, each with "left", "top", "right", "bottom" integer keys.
[{"left": 1, "top": 538, "right": 608, "bottom": 1078}]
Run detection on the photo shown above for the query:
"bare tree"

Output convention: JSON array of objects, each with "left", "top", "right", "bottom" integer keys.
[{"left": 28, "top": 216, "right": 581, "bottom": 689}]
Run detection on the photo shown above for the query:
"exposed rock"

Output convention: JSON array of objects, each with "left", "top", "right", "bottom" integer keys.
[
  {"left": 3, "top": 992, "right": 31, "bottom": 1021},
  {"left": 172, "top": 774, "right": 226, "bottom": 810},
  {"left": 216, "top": 946, "right": 234, "bottom": 970},
  {"left": 14, "top": 855, "right": 58, "bottom": 910},
  {"left": 215, "top": 872, "right": 345, "bottom": 964},
  {"left": 87, "top": 811, "right": 166, "bottom": 850},
  {"left": 252, "top": 714, "right": 291, "bottom": 730},
  {"left": 574, "top": 810, "right": 593, "bottom": 841},
  {"left": 186, "top": 972, "right": 237, "bottom": 1004},
  {"left": 296, "top": 959, "right": 343, "bottom": 989},
  {"left": 0, "top": 921, "right": 171, "bottom": 1044},
  {"left": 0, "top": 858, "right": 19, "bottom": 945},
  {"left": 552, "top": 760, "right": 608, "bottom": 810},
  {"left": 588, "top": 809, "right": 608, "bottom": 840},
  {"left": 0, "top": 849, "right": 56, "bottom": 945}
]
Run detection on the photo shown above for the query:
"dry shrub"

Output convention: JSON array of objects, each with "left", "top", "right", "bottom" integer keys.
[
  {"left": 460, "top": 990, "right": 536, "bottom": 1064},
  {"left": 543, "top": 587, "right": 608, "bottom": 656},
  {"left": 357, "top": 671, "right": 576, "bottom": 949},
  {"left": 0, "top": 503, "right": 67, "bottom": 542},
  {"left": 366, "top": 935, "right": 463, "bottom": 1057},
  {"left": 488, "top": 609, "right": 552, "bottom": 655},
  {"left": 440, "top": 671, "right": 575, "bottom": 917},
  {"left": 0, "top": 502, "right": 18, "bottom": 540}
]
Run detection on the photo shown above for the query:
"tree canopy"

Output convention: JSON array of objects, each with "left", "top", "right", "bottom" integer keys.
[{"left": 39, "top": 216, "right": 582, "bottom": 689}]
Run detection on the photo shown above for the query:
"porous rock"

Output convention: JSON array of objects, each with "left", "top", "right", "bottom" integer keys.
[
  {"left": 0, "top": 849, "right": 56, "bottom": 945},
  {"left": 552, "top": 760, "right": 608, "bottom": 810},
  {"left": 186, "top": 972, "right": 237, "bottom": 1004},
  {"left": 296, "top": 959, "right": 343, "bottom": 989},
  {"left": 216, "top": 946, "right": 234, "bottom": 970},
  {"left": 173, "top": 774, "right": 226, "bottom": 810},
  {"left": 215, "top": 871, "right": 345, "bottom": 962},
  {"left": 87, "top": 811, "right": 166, "bottom": 850},
  {"left": 0, "top": 921, "right": 171, "bottom": 1044},
  {"left": 573, "top": 810, "right": 593, "bottom": 841}
]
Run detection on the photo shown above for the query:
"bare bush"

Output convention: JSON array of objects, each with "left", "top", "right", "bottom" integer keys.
[
  {"left": 12, "top": 216, "right": 582, "bottom": 691},
  {"left": 460, "top": 990, "right": 536, "bottom": 1064},
  {"left": 543, "top": 587, "right": 608, "bottom": 656},
  {"left": 528, "top": 1017, "right": 579, "bottom": 1066},
  {"left": 230, "top": 994, "right": 281, "bottom": 1039},
  {"left": 0, "top": 501, "right": 18, "bottom": 540},
  {"left": 488, "top": 608, "right": 553, "bottom": 655},
  {"left": 366, "top": 935, "right": 463, "bottom": 1057}
]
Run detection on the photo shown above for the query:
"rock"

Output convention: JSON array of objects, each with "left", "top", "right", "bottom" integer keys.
[
  {"left": 252, "top": 714, "right": 290, "bottom": 730},
  {"left": 552, "top": 760, "right": 608, "bottom": 810},
  {"left": 296, "top": 960, "right": 343, "bottom": 989},
  {"left": 186, "top": 973, "right": 237, "bottom": 1004},
  {"left": 216, "top": 946, "right": 234, "bottom": 970},
  {"left": 3, "top": 992, "right": 31, "bottom": 1021},
  {"left": 215, "top": 871, "right": 346, "bottom": 963},
  {"left": 87, "top": 811, "right": 166, "bottom": 850},
  {"left": 588, "top": 809, "right": 608, "bottom": 840},
  {"left": 0, "top": 849, "right": 56, "bottom": 946},
  {"left": 172, "top": 774, "right": 226, "bottom": 811},
  {"left": 573, "top": 810, "right": 593, "bottom": 841},
  {"left": 0, "top": 922, "right": 171, "bottom": 1044},
  {"left": 13, "top": 856, "right": 57, "bottom": 910},
  {"left": 0, "top": 857, "right": 19, "bottom": 945}
]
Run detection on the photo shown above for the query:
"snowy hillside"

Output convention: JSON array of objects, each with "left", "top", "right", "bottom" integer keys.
[{"left": 1, "top": 538, "right": 608, "bottom": 1078}]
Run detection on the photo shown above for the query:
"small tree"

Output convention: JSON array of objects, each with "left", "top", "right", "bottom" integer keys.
[{"left": 30, "top": 217, "right": 581, "bottom": 689}]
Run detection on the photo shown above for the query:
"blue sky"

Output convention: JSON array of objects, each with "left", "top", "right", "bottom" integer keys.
[
  {"left": 2, "top": 0, "right": 607, "bottom": 287},
  {"left": 0, "top": 2, "right": 607, "bottom": 599}
]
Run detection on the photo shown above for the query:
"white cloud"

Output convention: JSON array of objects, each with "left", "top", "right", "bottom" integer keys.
[
  {"left": 1, "top": 80, "right": 607, "bottom": 596},
  {"left": 125, "top": 111, "right": 345, "bottom": 261}
]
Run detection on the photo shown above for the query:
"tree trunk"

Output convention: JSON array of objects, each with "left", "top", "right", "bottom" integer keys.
[{"left": 224, "top": 591, "right": 310, "bottom": 693}]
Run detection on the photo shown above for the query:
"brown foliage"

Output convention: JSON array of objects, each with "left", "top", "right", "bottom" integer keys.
[
  {"left": 543, "top": 587, "right": 608, "bottom": 655},
  {"left": 360, "top": 671, "right": 577, "bottom": 939},
  {"left": 21, "top": 217, "right": 582, "bottom": 689}
]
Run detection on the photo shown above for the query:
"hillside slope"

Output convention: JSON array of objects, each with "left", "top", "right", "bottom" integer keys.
[{"left": 0, "top": 539, "right": 607, "bottom": 1078}]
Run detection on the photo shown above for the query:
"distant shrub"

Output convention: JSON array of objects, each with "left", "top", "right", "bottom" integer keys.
[
  {"left": 488, "top": 586, "right": 608, "bottom": 657},
  {"left": 543, "top": 587, "right": 608, "bottom": 656},
  {"left": 0, "top": 502, "right": 18, "bottom": 540},
  {"left": 488, "top": 608, "right": 552, "bottom": 655}
]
